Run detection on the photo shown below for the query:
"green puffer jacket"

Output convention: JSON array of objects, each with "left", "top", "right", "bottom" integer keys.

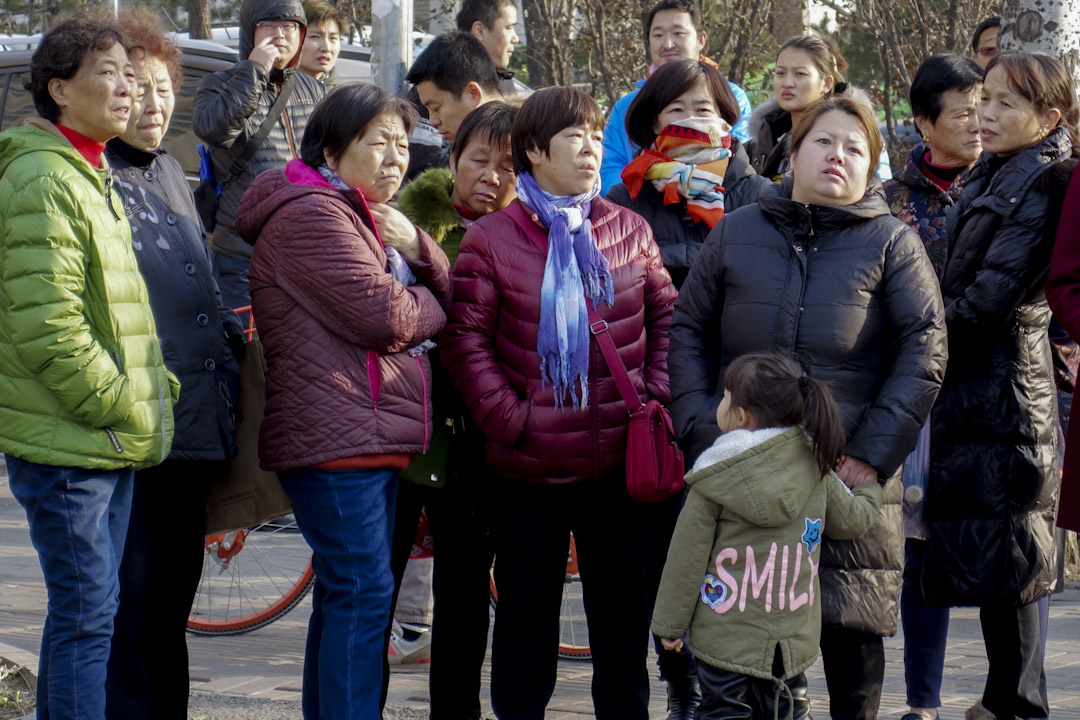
[
  {"left": 0, "top": 120, "right": 178, "bottom": 470},
  {"left": 652, "top": 427, "right": 882, "bottom": 681}
]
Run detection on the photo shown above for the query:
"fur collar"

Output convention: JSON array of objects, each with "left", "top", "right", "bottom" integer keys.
[{"left": 691, "top": 427, "right": 787, "bottom": 473}]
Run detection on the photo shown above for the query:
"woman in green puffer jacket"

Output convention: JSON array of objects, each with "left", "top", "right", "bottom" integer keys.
[{"left": 0, "top": 16, "right": 176, "bottom": 720}]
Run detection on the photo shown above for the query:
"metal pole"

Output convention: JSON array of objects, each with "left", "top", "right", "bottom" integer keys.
[{"left": 371, "top": 0, "right": 414, "bottom": 96}]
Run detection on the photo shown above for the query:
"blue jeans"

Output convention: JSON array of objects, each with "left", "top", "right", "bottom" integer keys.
[
  {"left": 5, "top": 454, "right": 134, "bottom": 720},
  {"left": 210, "top": 252, "right": 251, "bottom": 311},
  {"left": 279, "top": 467, "right": 398, "bottom": 720}
]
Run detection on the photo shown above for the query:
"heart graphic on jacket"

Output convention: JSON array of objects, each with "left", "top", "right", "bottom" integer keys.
[{"left": 700, "top": 573, "right": 730, "bottom": 609}]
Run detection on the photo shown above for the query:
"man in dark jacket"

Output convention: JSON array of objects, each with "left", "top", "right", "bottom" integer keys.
[
  {"left": 456, "top": 0, "right": 520, "bottom": 97},
  {"left": 193, "top": 0, "right": 325, "bottom": 309}
]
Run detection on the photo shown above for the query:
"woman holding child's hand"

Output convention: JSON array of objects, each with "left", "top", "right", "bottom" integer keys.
[{"left": 668, "top": 97, "right": 946, "bottom": 718}]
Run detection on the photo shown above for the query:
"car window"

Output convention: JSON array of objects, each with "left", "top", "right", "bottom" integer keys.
[{"left": 0, "top": 69, "right": 36, "bottom": 132}]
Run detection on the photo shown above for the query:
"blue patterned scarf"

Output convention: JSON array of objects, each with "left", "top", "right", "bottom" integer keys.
[{"left": 515, "top": 171, "right": 612, "bottom": 410}]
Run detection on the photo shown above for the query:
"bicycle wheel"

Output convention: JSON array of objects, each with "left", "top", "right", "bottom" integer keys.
[
  {"left": 488, "top": 534, "right": 591, "bottom": 661},
  {"left": 187, "top": 515, "right": 315, "bottom": 635}
]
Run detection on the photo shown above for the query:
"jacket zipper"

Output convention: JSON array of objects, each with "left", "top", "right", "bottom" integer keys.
[
  {"left": 104, "top": 427, "right": 124, "bottom": 453},
  {"left": 156, "top": 375, "right": 169, "bottom": 464},
  {"left": 416, "top": 356, "right": 431, "bottom": 453},
  {"left": 104, "top": 172, "right": 121, "bottom": 221},
  {"left": 368, "top": 350, "right": 382, "bottom": 414}
]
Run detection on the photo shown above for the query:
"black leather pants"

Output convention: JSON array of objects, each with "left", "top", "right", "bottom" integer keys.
[{"left": 695, "top": 661, "right": 811, "bottom": 720}]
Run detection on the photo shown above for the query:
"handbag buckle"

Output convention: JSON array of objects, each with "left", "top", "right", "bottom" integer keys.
[{"left": 590, "top": 320, "right": 609, "bottom": 334}]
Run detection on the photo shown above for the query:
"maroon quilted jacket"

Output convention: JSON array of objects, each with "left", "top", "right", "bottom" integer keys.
[
  {"left": 237, "top": 161, "right": 453, "bottom": 471},
  {"left": 440, "top": 197, "right": 677, "bottom": 483}
]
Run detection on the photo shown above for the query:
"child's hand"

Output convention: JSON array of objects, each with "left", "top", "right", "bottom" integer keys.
[{"left": 660, "top": 637, "right": 683, "bottom": 651}]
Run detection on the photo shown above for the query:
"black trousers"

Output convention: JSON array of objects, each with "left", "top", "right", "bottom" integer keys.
[
  {"left": 104, "top": 460, "right": 218, "bottom": 720},
  {"left": 426, "top": 468, "right": 496, "bottom": 720},
  {"left": 489, "top": 474, "right": 651, "bottom": 720},
  {"left": 645, "top": 492, "right": 696, "bottom": 680},
  {"left": 981, "top": 600, "right": 1049, "bottom": 719},
  {"left": 695, "top": 649, "right": 810, "bottom": 720},
  {"left": 820, "top": 627, "right": 885, "bottom": 720}
]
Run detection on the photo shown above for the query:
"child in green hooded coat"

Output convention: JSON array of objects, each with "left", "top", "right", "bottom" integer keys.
[{"left": 652, "top": 351, "right": 883, "bottom": 719}]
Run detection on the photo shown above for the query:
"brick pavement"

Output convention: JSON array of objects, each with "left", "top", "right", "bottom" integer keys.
[{"left": 3, "top": 460, "right": 1080, "bottom": 719}]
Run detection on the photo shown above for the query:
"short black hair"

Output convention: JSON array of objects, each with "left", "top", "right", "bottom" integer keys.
[
  {"left": 300, "top": 83, "right": 418, "bottom": 168},
  {"left": 970, "top": 16, "right": 1000, "bottom": 54},
  {"left": 512, "top": 86, "right": 604, "bottom": 175},
  {"left": 909, "top": 54, "right": 983, "bottom": 127},
  {"left": 456, "top": 0, "right": 515, "bottom": 33},
  {"left": 31, "top": 13, "right": 125, "bottom": 123},
  {"left": 626, "top": 59, "right": 739, "bottom": 149},
  {"left": 404, "top": 32, "right": 501, "bottom": 98},
  {"left": 643, "top": 0, "right": 703, "bottom": 40},
  {"left": 452, "top": 101, "right": 518, "bottom": 164}
]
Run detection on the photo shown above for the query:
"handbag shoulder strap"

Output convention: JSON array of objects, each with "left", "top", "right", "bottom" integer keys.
[
  {"left": 504, "top": 201, "right": 644, "bottom": 414},
  {"left": 220, "top": 74, "right": 297, "bottom": 190}
]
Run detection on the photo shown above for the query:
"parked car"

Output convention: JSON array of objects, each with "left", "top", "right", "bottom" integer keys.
[{"left": 1, "top": 34, "right": 238, "bottom": 184}]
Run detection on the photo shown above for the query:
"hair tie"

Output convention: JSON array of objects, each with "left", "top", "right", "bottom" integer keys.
[{"left": 798, "top": 374, "right": 810, "bottom": 389}]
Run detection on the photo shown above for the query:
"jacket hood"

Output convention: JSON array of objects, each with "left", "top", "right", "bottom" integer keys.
[
  {"left": 687, "top": 427, "right": 820, "bottom": 527},
  {"left": 236, "top": 160, "right": 353, "bottom": 244},
  {"left": 0, "top": 120, "right": 100, "bottom": 185},
  {"left": 397, "top": 167, "right": 461, "bottom": 245},
  {"left": 758, "top": 173, "right": 891, "bottom": 237},
  {"left": 239, "top": 0, "right": 307, "bottom": 67}
]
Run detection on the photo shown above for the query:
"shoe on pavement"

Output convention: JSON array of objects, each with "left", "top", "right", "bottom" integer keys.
[
  {"left": 388, "top": 619, "right": 431, "bottom": 665},
  {"left": 966, "top": 701, "right": 996, "bottom": 720},
  {"left": 901, "top": 712, "right": 939, "bottom": 720}
]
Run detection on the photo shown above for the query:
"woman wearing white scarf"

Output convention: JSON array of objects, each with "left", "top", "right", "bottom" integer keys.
[{"left": 441, "top": 87, "right": 678, "bottom": 719}]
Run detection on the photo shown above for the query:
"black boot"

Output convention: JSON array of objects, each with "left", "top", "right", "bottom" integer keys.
[{"left": 665, "top": 663, "right": 702, "bottom": 720}]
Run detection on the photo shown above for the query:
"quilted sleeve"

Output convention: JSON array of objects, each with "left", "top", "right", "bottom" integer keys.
[
  {"left": 638, "top": 218, "right": 677, "bottom": 403},
  {"left": 2, "top": 174, "right": 134, "bottom": 427},
  {"left": 439, "top": 223, "right": 530, "bottom": 448},
  {"left": 266, "top": 198, "right": 447, "bottom": 353}
]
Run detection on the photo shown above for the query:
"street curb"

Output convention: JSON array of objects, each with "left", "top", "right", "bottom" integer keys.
[
  {"left": 0, "top": 640, "right": 37, "bottom": 720},
  {"left": 0, "top": 640, "right": 37, "bottom": 693}
]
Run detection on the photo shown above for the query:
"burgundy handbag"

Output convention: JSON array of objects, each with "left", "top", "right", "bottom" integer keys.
[{"left": 505, "top": 201, "right": 685, "bottom": 502}]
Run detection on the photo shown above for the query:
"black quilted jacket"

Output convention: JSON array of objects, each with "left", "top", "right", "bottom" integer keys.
[
  {"left": 924, "top": 128, "right": 1077, "bottom": 607},
  {"left": 193, "top": 0, "right": 325, "bottom": 262},
  {"left": 606, "top": 140, "right": 770, "bottom": 289},
  {"left": 669, "top": 178, "right": 947, "bottom": 634}
]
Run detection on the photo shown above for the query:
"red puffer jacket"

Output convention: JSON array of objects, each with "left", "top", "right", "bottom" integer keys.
[
  {"left": 440, "top": 197, "right": 677, "bottom": 483},
  {"left": 237, "top": 160, "right": 453, "bottom": 471}
]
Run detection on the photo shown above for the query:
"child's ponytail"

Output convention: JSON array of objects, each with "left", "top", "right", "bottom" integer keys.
[
  {"left": 800, "top": 376, "right": 845, "bottom": 477},
  {"left": 723, "top": 351, "right": 847, "bottom": 478}
]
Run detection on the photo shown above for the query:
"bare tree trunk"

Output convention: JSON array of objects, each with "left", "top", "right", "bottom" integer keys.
[
  {"left": 771, "top": 0, "right": 806, "bottom": 45},
  {"left": 188, "top": 0, "right": 212, "bottom": 38},
  {"left": 521, "top": 0, "right": 555, "bottom": 87},
  {"left": 1000, "top": 0, "right": 1080, "bottom": 90}
]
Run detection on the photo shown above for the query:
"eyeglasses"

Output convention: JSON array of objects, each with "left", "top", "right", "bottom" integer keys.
[{"left": 257, "top": 20, "right": 301, "bottom": 35}]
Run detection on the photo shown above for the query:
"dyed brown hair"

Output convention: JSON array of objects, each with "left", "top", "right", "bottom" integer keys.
[
  {"left": 511, "top": 86, "right": 604, "bottom": 174},
  {"left": 984, "top": 52, "right": 1079, "bottom": 147},
  {"left": 723, "top": 352, "right": 846, "bottom": 477},
  {"left": 116, "top": 7, "right": 182, "bottom": 87},
  {"left": 789, "top": 96, "right": 882, "bottom": 190}
]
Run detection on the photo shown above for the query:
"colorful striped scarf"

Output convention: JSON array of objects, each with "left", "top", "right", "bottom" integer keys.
[{"left": 621, "top": 117, "right": 732, "bottom": 228}]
